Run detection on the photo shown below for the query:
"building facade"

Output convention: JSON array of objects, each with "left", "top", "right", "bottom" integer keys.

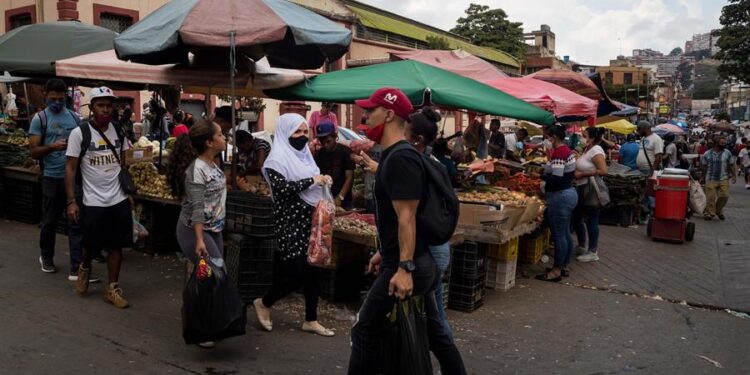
[{"left": 522, "top": 24, "right": 570, "bottom": 74}]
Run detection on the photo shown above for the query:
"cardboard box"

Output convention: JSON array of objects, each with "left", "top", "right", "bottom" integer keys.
[
  {"left": 459, "top": 203, "right": 508, "bottom": 227},
  {"left": 124, "top": 147, "right": 153, "bottom": 166},
  {"left": 518, "top": 201, "right": 542, "bottom": 224}
]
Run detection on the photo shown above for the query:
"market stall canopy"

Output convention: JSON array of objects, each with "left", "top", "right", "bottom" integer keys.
[
  {"left": 482, "top": 77, "right": 598, "bottom": 119},
  {"left": 266, "top": 60, "right": 555, "bottom": 125},
  {"left": 518, "top": 121, "right": 543, "bottom": 136},
  {"left": 390, "top": 49, "right": 508, "bottom": 82},
  {"left": 527, "top": 69, "right": 601, "bottom": 101},
  {"left": 668, "top": 119, "right": 688, "bottom": 128},
  {"left": 596, "top": 119, "right": 636, "bottom": 135},
  {"left": 655, "top": 124, "right": 686, "bottom": 135},
  {"left": 0, "top": 21, "right": 116, "bottom": 77},
  {"left": 709, "top": 121, "right": 737, "bottom": 132},
  {"left": 0, "top": 72, "right": 28, "bottom": 83},
  {"left": 55, "top": 49, "right": 310, "bottom": 96},
  {"left": 113, "top": 0, "right": 352, "bottom": 70}
]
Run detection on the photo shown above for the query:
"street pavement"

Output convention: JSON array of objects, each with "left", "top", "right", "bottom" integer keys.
[{"left": 1, "top": 185, "right": 749, "bottom": 374}]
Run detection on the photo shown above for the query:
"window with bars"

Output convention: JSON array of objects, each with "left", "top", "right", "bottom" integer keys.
[
  {"left": 99, "top": 12, "right": 133, "bottom": 33},
  {"left": 9, "top": 13, "right": 32, "bottom": 30}
]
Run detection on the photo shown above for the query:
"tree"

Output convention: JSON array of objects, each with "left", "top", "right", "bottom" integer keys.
[
  {"left": 450, "top": 4, "right": 525, "bottom": 60},
  {"left": 669, "top": 47, "right": 683, "bottom": 56},
  {"left": 426, "top": 35, "right": 450, "bottom": 50},
  {"left": 715, "top": 0, "right": 750, "bottom": 83}
]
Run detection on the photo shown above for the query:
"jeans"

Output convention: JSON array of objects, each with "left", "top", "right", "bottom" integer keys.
[
  {"left": 573, "top": 185, "right": 601, "bottom": 253},
  {"left": 40, "top": 177, "right": 85, "bottom": 273},
  {"left": 429, "top": 242, "right": 453, "bottom": 341},
  {"left": 546, "top": 188, "right": 578, "bottom": 268},
  {"left": 348, "top": 253, "right": 466, "bottom": 375},
  {"left": 262, "top": 256, "right": 321, "bottom": 322},
  {"left": 175, "top": 222, "right": 224, "bottom": 266},
  {"left": 640, "top": 169, "right": 655, "bottom": 214},
  {"left": 704, "top": 180, "right": 730, "bottom": 216}
]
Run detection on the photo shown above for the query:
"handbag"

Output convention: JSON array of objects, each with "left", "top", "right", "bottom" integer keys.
[
  {"left": 93, "top": 125, "right": 138, "bottom": 195},
  {"left": 583, "top": 175, "right": 610, "bottom": 208}
]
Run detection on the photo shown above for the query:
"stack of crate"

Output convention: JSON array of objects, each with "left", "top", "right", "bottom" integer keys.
[
  {"left": 485, "top": 237, "right": 519, "bottom": 291},
  {"left": 448, "top": 242, "right": 487, "bottom": 312},
  {"left": 224, "top": 233, "right": 276, "bottom": 304},
  {"left": 518, "top": 227, "right": 551, "bottom": 265}
]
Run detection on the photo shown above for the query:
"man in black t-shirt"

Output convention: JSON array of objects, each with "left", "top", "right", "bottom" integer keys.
[
  {"left": 314, "top": 121, "right": 354, "bottom": 208},
  {"left": 347, "top": 88, "right": 466, "bottom": 375},
  {"left": 488, "top": 118, "right": 506, "bottom": 159}
]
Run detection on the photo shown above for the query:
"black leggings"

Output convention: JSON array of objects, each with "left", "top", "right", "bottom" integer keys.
[{"left": 262, "top": 256, "right": 321, "bottom": 322}]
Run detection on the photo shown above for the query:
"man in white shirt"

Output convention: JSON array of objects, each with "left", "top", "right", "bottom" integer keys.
[
  {"left": 65, "top": 87, "right": 133, "bottom": 309},
  {"left": 738, "top": 138, "right": 750, "bottom": 189},
  {"left": 636, "top": 120, "right": 664, "bottom": 174}
]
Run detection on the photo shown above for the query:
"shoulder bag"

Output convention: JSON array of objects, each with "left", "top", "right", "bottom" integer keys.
[{"left": 93, "top": 125, "right": 137, "bottom": 195}]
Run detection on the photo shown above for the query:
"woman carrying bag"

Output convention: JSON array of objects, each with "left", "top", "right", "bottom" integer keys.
[
  {"left": 253, "top": 113, "right": 335, "bottom": 337},
  {"left": 167, "top": 120, "right": 230, "bottom": 348},
  {"left": 573, "top": 127, "right": 609, "bottom": 263}
]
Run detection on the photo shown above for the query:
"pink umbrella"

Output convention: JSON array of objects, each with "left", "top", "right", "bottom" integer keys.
[
  {"left": 527, "top": 69, "right": 602, "bottom": 100},
  {"left": 390, "top": 49, "right": 508, "bottom": 82},
  {"left": 482, "top": 77, "right": 598, "bottom": 118},
  {"left": 655, "top": 124, "right": 686, "bottom": 134}
]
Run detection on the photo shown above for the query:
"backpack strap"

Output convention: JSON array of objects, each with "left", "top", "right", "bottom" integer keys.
[
  {"left": 68, "top": 109, "right": 81, "bottom": 126},
  {"left": 381, "top": 143, "right": 420, "bottom": 178},
  {"left": 38, "top": 110, "right": 48, "bottom": 145}
]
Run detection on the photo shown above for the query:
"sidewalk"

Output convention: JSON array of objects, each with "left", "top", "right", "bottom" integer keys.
[{"left": 564, "top": 182, "right": 750, "bottom": 312}]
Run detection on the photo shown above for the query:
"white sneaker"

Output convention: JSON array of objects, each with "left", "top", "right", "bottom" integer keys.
[
  {"left": 68, "top": 273, "right": 101, "bottom": 283},
  {"left": 745, "top": 183, "right": 750, "bottom": 189},
  {"left": 575, "top": 246, "right": 588, "bottom": 255},
  {"left": 577, "top": 252, "right": 600, "bottom": 263},
  {"left": 197, "top": 341, "right": 215, "bottom": 348}
]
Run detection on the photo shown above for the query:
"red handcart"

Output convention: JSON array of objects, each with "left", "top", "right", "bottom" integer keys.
[{"left": 647, "top": 169, "right": 695, "bottom": 243}]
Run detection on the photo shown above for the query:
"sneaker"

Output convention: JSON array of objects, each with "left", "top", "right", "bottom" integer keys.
[
  {"left": 704, "top": 214, "right": 714, "bottom": 221},
  {"left": 68, "top": 272, "right": 101, "bottom": 283},
  {"left": 575, "top": 246, "right": 588, "bottom": 256},
  {"left": 745, "top": 183, "right": 750, "bottom": 190},
  {"left": 39, "top": 256, "right": 57, "bottom": 273},
  {"left": 105, "top": 283, "right": 129, "bottom": 308},
  {"left": 197, "top": 341, "right": 216, "bottom": 349},
  {"left": 76, "top": 266, "right": 91, "bottom": 295},
  {"left": 577, "top": 252, "right": 600, "bottom": 263},
  {"left": 92, "top": 254, "right": 106, "bottom": 263},
  {"left": 717, "top": 214, "right": 726, "bottom": 221}
]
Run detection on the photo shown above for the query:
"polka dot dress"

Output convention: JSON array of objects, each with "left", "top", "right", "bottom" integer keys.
[{"left": 266, "top": 169, "right": 315, "bottom": 261}]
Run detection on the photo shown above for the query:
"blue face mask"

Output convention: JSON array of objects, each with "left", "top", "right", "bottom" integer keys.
[{"left": 46, "top": 99, "right": 64, "bottom": 114}]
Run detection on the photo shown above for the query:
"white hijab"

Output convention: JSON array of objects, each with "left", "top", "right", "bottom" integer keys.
[{"left": 263, "top": 113, "right": 321, "bottom": 206}]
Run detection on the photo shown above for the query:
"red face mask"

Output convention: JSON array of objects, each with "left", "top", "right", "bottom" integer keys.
[
  {"left": 365, "top": 123, "right": 385, "bottom": 144},
  {"left": 94, "top": 114, "right": 112, "bottom": 126}
]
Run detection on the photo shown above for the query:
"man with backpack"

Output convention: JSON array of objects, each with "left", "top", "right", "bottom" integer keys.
[
  {"left": 28, "top": 79, "right": 101, "bottom": 282},
  {"left": 65, "top": 87, "right": 133, "bottom": 309},
  {"left": 347, "top": 88, "right": 466, "bottom": 375}
]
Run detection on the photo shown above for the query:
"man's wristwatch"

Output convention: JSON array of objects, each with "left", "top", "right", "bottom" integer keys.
[{"left": 398, "top": 260, "right": 416, "bottom": 273}]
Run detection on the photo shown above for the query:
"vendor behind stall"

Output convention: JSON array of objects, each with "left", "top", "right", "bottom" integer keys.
[
  {"left": 313, "top": 121, "right": 354, "bottom": 208},
  {"left": 488, "top": 119, "right": 506, "bottom": 159},
  {"left": 236, "top": 130, "right": 270, "bottom": 176}
]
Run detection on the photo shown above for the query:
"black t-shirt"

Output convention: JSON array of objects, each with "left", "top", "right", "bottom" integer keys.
[
  {"left": 489, "top": 130, "right": 506, "bottom": 158},
  {"left": 374, "top": 141, "right": 428, "bottom": 269},
  {"left": 314, "top": 143, "right": 355, "bottom": 200}
]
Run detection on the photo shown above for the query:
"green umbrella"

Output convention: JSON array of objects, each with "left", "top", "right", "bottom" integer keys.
[
  {"left": 0, "top": 21, "right": 116, "bottom": 77},
  {"left": 266, "top": 60, "right": 555, "bottom": 125}
]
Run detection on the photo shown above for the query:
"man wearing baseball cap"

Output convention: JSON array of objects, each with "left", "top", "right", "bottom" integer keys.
[
  {"left": 65, "top": 86, "right": 133, "bottom": 309},
  {"left": 348, "top": 88, "right": 466, "bottom": 374},
  {"left": 313, "top": 120, "right": 355, "bottom": 208}
]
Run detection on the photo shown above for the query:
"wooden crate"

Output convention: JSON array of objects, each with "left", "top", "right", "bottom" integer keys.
[
  {"left": 486, "top": 258, "right": 517, "bottom": 291},
  {"left": 486, "top": 237, "right": 519, "bottom": 261}
]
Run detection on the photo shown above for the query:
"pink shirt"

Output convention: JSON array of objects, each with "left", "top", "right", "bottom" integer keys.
[
  {"left": 308, "top": 111, "right": 338, "bottom": 137},
  {"left": 171, "top": 124, "right": 188, "bottom": 138}
]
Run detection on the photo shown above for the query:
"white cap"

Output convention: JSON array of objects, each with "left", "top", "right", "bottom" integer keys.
[{"left": 90, "top": 86, "right": 116, "bottom": 102}]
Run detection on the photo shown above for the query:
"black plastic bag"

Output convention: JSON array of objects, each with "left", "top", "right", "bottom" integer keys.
[
  {"left": 381, "top": 296, "right": 433, "bottom": 375},
  {"left": 182, "top": 257, "right": 247, "bottom": 345}
]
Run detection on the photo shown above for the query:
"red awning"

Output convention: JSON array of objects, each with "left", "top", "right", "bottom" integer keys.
[
  {"left": 482, "top": 77, "right": 598, "bottom": 118},
  {"left": 390, "top": 49, "right": 508, "bottom": 82},
  {"left": 526, "top": 68, "right": 602, "bottom": 101}
]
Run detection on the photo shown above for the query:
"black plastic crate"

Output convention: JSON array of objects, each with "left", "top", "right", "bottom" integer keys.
[
  {"left": 225, "top": 233, "right": 277, "bottom": 297},
  {"left": 237, "top": 282, "right": 272, "bottom": 304},
  {"left": 599, "top": 206, "right": 635, "bottom": 227},
  {"left": 2, "top": 179, "right": 41, "bottom": 224},
  {"left": 225, "top": 191, "right": 275, "bottom": 238},
  {"left": 448, "top": 277, "right": 485, "bottom": 313},
  {"left": 450, "top": 242, "right": 488, "bottom": 279},
  {"left": 320, "top": 267, "right": 365, "bottom": 303}
]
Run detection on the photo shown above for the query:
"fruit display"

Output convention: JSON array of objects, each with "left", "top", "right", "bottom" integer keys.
[
  {"left": 334, "top": 213, "right": 377, "bottom": 237},
  {"left": 165, "top": 137, "right": 177, "bottom": 151},
  {"left": 494, "top": 173, "right": 542, "bottom": 194},
  {"left": 7, "top": 129, "right": 29, "bottom": 147},
  {"left": 0, "top": 141, "right": 29, "bottom": 168},
  {"left": 457, "top": 187, "right": 531, "bottom": 206},
  {"left": 129, "top": 162, "right": 176, "bottom": 201}
]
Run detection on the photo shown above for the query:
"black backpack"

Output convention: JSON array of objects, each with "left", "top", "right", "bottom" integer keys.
[
  {"left": 74, "top": 121, "right": 125, "bottom": 185},
  {"left": 381, "top": 143, "right": 459, "bottom": 246}
]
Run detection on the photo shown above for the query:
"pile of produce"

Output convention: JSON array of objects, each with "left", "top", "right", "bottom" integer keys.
[
  {"left": 0, "top": 140, "right": 29, "bottom": 168},
  {"left": 237, "top": 176, "right": 271, "bottom": 197},
  {"left": 134, "top": 136, "right": 165, "bottom": 156},
  {"left": 457, "top": 187, "right": 532, "bottom": 207},
  {"left": 334, "top": 213, "right": 377, "bottom": 237},
  {"left": 129, "top": 162, "right": 176, "bottom": 201},
  {"left": 165, "top": 137, "right": 177, "bottom": 151},
  {"left": 603, "top": 163, "right": 647, "bottom": 208},
  {"left": 494, "top": 173, "right": 541, "bottom": 194},
  {"left": 6, "top": 129, "right": 29, "bottom": 147}
]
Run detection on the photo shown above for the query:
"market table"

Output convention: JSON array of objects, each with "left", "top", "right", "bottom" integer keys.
[
  {"left": 132, "top": 194, "right": 181, "bottom": 254},
  {"left": 1, "top": 166, "right": 41, "bottom": 224}
]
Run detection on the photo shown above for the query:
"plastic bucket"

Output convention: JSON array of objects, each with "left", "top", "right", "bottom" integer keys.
[{"left": 654, "top": 175, "right": 690, "bottom": 220}]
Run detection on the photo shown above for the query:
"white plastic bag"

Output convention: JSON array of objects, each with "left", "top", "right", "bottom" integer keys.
[
  {"left": 688, "top": 180, "right": 706, "bottom": 215},
  {"left": 133, "top": 212, "right": 149, "bottom": 243}
]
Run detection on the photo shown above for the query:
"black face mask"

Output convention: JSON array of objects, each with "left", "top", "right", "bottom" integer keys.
[{"left": 289, "top": 136, "right": 308, "bottom": 151}]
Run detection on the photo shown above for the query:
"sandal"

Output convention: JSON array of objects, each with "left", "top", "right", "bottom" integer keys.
[
  {"left": 546, "top": 267, "right": 570, "bottom": 277},
  {"left": 535, "top": 272, "right": 562, "bottom": 283},
  {"left": 253, "top": 298, "right": 273, "bottom": 332},
  {"left": 302, "top": 321, "right": 335, "bottom": 337}
]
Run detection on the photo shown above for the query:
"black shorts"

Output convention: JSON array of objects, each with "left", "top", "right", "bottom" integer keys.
[{"left": 82, "top": 199, "right": 133, "bottom": 250}]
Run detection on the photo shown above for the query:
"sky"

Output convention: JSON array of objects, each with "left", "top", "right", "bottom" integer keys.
[{"left": 358, "top": 0, "right": 726, "bottom": 65}]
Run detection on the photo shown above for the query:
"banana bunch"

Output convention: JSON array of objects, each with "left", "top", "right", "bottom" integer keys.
[{"left": 129, "top": 162, "right": 176, "bottom": 201}]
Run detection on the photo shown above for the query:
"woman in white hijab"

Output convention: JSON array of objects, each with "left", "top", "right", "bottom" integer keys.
[{"left": 253, "top": 113, "right": 335, "bottom": 337}]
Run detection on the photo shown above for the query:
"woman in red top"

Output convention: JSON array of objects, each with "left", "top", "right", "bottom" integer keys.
[{"left": 171, "top": 110, "right": 189, "bottom": 138}]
